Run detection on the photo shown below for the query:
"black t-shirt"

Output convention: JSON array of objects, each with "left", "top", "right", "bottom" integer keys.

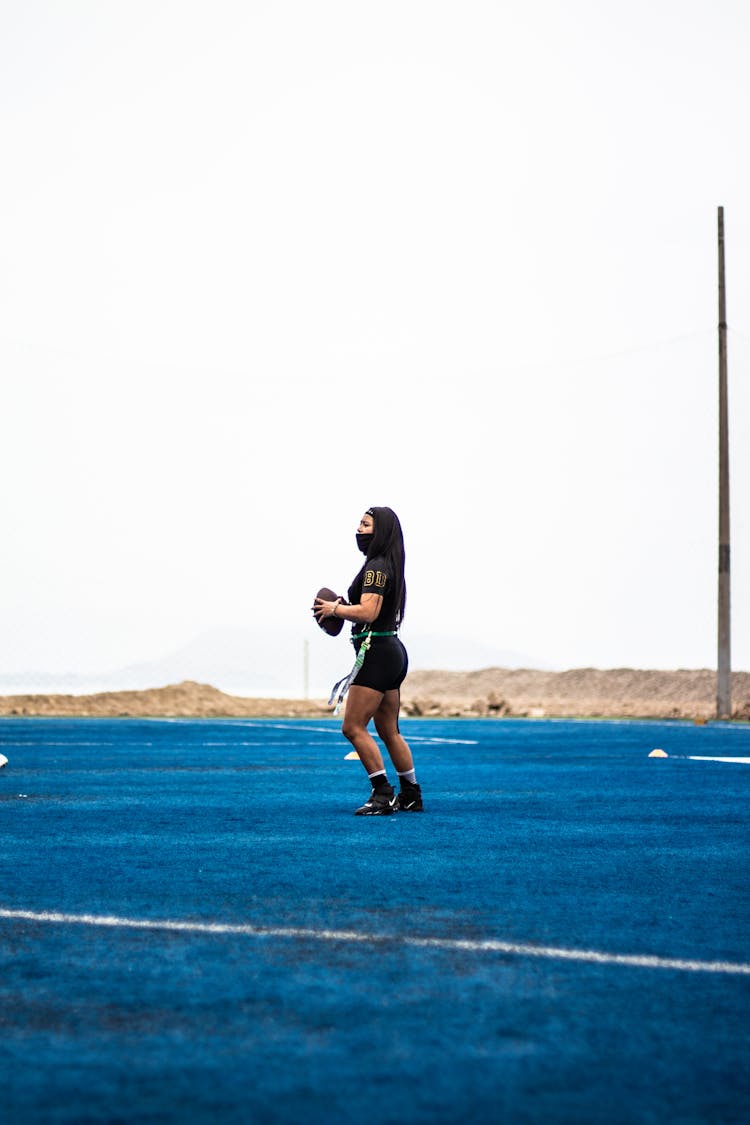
[{"left": 348, "top": 555, "right": 399, "bottom": 634}]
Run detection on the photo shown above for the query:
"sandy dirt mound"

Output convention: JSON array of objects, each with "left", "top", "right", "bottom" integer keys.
[
  {"left": 1, "top": 670, "right": 750, "bottom": 720},
  {"left": 0, "top": 681, "right": 329, "bottom": 719},
  {"left": 401, "top": 667, "right": 750, "bottom": 720}
]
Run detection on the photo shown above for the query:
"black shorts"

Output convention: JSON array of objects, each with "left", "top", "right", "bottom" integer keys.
[{"left": 352, "top": 636, "right": 409, "bottom": 693}]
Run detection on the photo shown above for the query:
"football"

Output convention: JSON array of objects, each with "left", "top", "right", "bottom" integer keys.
[{"left": 314, "top": 587, "right": 346, "bottom": 636}]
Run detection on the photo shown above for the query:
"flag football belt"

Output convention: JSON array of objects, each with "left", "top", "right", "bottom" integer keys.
[{"left": 328, "top": 630, "right": 398, "bottom": 714}]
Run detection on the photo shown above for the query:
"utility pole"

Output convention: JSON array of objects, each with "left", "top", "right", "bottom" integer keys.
[{"left": 717, "top": 206, "right": 731, "bottom": 720}]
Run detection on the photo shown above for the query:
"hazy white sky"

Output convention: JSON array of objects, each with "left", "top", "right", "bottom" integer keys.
[{"left": 3, "top": 0, "right": 750, "bottom": 679}]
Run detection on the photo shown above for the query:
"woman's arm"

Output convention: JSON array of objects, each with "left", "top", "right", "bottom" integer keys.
[{"left": 315, "top": 592, "right": 382, "bottom": 625}]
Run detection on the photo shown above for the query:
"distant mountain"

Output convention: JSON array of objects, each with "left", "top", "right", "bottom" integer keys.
[{"left": 0, "top": 626, "right": 551, "bottom": 698}]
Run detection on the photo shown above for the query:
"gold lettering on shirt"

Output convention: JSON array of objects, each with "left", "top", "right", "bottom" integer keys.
[{"left": 364, "top": 569, "right": 387, "bottom": 591}]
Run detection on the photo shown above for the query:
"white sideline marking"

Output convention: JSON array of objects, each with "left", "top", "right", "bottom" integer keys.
[
  {"left": 248, "top": 723, "right": 480, "bottom": 746},
  {"left": 407, "top": 735, "right": 479, "bottom": 745},
  {"left": 237, "top": 721, "right": 480, "bottom": 746},
  {"left": 687, "top": 756, "right": 750, "bottom": 765},
  {"left": 1, "top": 908, "right": 749, "bottom": 976}
]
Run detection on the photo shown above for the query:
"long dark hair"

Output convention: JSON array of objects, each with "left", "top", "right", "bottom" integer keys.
[{"left": 364, "top": 506, "right": 407, "bottom": 625}]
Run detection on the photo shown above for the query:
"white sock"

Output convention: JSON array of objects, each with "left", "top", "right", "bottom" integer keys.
[{"left": 398, "top": 769, "right": 417, "bottom": 786}]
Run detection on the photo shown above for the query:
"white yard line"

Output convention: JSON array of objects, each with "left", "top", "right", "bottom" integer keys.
[
  {"left": 1, "top": 907, "right": 748, "bottom": 976},
  {"left": 687, "top": 756, "right": 750, "bottom": 764}
]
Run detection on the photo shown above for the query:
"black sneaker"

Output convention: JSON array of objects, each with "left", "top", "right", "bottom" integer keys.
[
  {"left": 395, "top": 783, "right": 423, "bottom": 812},
  {"left": 355, "top": 788, "right": 398, "bottom": 816}
]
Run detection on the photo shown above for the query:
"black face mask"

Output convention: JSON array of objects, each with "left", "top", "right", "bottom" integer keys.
[{"left": 356, "top": 532, "right": 373, "bottom": 555}]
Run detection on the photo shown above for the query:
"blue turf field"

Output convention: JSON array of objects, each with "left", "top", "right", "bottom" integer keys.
[{"left": 1, "top": 716, "right": 749, "bottom": 1123}]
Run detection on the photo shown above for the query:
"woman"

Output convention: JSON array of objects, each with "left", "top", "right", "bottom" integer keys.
[{"left": 314, "top": 507, "right": 423, "bottom": 816}]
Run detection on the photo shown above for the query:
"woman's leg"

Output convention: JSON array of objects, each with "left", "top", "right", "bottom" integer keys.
[
  {"left": 374, "top": 689, "right": 414, "bottom": 774},
  {"left": 343, "top": 685, "right": 400, "bottom": 814},
  {"left": 375, "top": 689, "right": 423, "bottom": 810},
  {"left": 341, "top": 684, "right": 386, "bottom": 774}
]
